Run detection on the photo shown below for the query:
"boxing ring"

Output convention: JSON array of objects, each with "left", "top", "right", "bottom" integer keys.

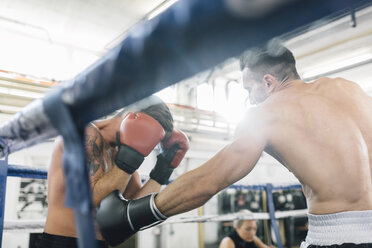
[
  {"left": 0, "top": 162, "right": 303, "bottom": 248},
  {"left": 0, "top": 0, "right": 371, "bottom": 247}
]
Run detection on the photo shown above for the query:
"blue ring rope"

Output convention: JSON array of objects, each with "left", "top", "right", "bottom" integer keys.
[
  {"left": 8, "top": 164, "right": 47, "bottom": 179},
  {"left": 7, "top": 166, "right": 303, "bottom": 190},
  {"left": 3, "top": 163, "right": 304, "bottom": 248},
  {"left": 6, "top": 166, "right": 304, "bottom": 193}
]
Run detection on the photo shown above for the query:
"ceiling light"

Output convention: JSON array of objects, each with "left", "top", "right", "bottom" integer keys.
[{"left": 302, "top": 50, "right": 372, "bottom": 79}]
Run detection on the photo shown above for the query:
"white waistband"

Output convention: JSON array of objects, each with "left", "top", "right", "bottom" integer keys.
[{"left": 301, "top": 210, "right": 372, "bottom": 247}]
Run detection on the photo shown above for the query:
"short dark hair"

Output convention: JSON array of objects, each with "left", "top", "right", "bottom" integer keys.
[
  {"left": 139, "top": 102, "right": 174, "bottom": 139},
  {"left": 115, "top": 96, "right": 174, "bottom": 139},
  {"left": 239, "top": 44, "right": 300, "bottom": 82}
]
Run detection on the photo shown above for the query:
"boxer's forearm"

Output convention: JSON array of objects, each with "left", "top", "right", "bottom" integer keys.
[
  {"left": 155, "top": 135, "right": 264, "bottom": 217},
  {"left": 122, "top": 171, "right": 141, "bottom": 199},
  {"left": 93, "top": 166, "right": 131, "bottom": 207},
  {"left": 132, "top": 179, "right": 161, "bottom": 199},
  {"left": 155, "top": 164, "right": 216, "bottom": 217}
]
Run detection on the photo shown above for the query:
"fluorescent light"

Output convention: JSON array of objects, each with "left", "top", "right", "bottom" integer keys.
[
  {"left": 148, "top": 0, "right": 178, "bottom": 20},
  {"left": 0, "top": 86, "right": 44, "bottom": 99},
  {"left": 0, "top": 104, "right": 22, "bottom": 114},
  {"left": 302, "top": 51, "right": 372, "bottom": 79}
]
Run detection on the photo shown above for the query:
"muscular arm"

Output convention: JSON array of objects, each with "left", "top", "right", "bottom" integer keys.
[
  {"left": 132, "top": 179, "right": 161, "bottom": 199},
  {"left": 85, "top": 125, "right": 131, "bottom": 207},
  {"left": 92, "top": 166, "right": 131, "bottom": 207},
  {"left": 123, "top": 173, "right": 162, "bottom": 199},
  {"left": 122, "top": 172, "right": 142, "bottom": 199},
  {"left": 155, "top": 109, "right": 268, "bottom": 216}
]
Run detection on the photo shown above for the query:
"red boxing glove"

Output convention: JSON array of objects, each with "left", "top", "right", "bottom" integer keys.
[
  {"left": 149, "top": 129, "right": 189, "bottom": 184},
  {"left": 115, "top": 112, "right": 165, "bottom": 174},
  {"left": 119, "top": 112, "right": 165, "bottom": 155},
  {"left": 161, "top": 129, "right": 189, "bottom": 167}
]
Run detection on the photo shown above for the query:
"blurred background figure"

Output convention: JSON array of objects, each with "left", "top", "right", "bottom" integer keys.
[{"left": 219, "top": 210, "right": 270, "bottom": 248}]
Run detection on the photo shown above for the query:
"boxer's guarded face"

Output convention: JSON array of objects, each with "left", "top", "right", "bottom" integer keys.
[
  {"left": 242, "top": 67, "right": 270, "bottom": 105},
  {"left": 236, "top": 220, "right": 257, "bottom": 242}
]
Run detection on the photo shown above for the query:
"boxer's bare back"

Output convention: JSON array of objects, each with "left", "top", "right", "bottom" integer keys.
[{"left": 155, "top": 77, "right": 372, "bottom": 216}]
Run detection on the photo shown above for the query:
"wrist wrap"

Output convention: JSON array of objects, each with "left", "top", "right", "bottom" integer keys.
[
  {"left": 115, "top": 144, "right": 144, "bottom": 174},
  {"left": 150, "top": 144, "right": 179, "bottom": 184}
]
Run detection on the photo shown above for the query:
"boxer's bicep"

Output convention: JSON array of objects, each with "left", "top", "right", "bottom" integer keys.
[
  {"left": 155, "top": 109, "right": 270, "bottom": 216},
  {"left": 85, "top": 126, "right": 106, "bottom": 185},
  {"left": 209, "top": 129, "right": 266, "bottom": 191},
  {"left": 208, "top": 109, "right": 268, "bottom": 190}
]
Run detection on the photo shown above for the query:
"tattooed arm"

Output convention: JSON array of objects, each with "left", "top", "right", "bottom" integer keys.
[
  {"left": 85, "top": 123, "right": 163, "bottom": 205},
  {"left": 85, "top": 124, "right": 132, "bottom": 207}
]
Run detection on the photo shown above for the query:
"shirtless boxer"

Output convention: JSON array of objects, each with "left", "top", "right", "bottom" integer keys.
[
  {"left": 39, "top": 99, "right": 189, "bottom": 248},
  {"left": 97, "top": 45, "right": 372, "bottom": 247}
]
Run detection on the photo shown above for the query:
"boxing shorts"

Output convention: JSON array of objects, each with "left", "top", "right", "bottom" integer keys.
[
  {"left": 36, "top": 232, "right": 108, "bottom": 248},
  {"left": 301, "top": 210, "right": 372, "bottom": 248}
]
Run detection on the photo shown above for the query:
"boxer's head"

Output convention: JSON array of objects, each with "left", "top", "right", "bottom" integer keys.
[
  {"left": 115, "top": 96, "right": 173, "bottom": 140},
  {"left": 139, "top": 101, "right": 173, "bottom": 140},
  {"left": 233, "top": 210, "right": 257, "bottom": 242},
  {"left": 240, "top": 44, "right": 300, "bottom": 105}
]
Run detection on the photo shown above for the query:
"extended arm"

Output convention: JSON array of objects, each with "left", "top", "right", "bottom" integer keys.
[
  {"left": 155, "top": 127, "right": 266, "bottom": 216},
  {"left": 96, "top": 109, "right": 267, "bottom": 246},
  {"left": 132, "top": 178, "right": 162, "bottom": 199}
]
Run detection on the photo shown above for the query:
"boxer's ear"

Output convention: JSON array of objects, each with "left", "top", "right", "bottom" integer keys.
[{"left": 263, "top": 74, "right": 277, "bottom": 93}]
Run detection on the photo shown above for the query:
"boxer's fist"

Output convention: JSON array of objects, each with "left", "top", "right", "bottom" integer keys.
[
  {"left": 97, "top": 191, "right": 166, "bottom": 246},
  {"left": 115, "top": 112, "right": 165, "bottom": 174},
  {"left": 161, "top": 129, "right": 189, "bottom": 167},
  {"left": 150, "top": 129, "right": 189, "bottom": 184}
]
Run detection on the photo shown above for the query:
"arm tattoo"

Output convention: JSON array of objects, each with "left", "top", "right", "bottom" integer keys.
[{"left": 85, "top": 129, "right": 105, "bottom": 176}]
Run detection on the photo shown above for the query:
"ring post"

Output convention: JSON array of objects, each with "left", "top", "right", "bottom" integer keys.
[
  {"left": 0, "top": 156, "right": 9, "bottom": 247},
  {"left": 43, "top": 91, "right": 97, "bottom": 248},
  {"left": 266, "top": 183, "right": 283, "bottom": 248}
]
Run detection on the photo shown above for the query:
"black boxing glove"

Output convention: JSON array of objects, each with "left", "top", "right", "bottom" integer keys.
[
  {"left": 96, "top": 191, "right": 167, "bottom": 246},
  {"left": 150, "top": 129, "right": 189, "bottom": 185}
]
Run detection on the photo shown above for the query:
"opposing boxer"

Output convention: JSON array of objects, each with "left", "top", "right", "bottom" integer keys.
[
  {"left": 97, "top": 44, "right": 372, "bottom": 247},
  {"left": 39, "top": 98, "right": 189, "bottom": 248}
]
